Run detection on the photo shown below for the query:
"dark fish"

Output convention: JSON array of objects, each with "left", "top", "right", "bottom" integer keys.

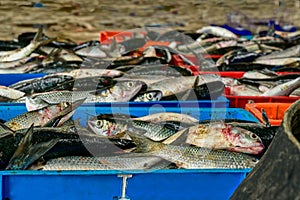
[
  {"left": 9, "top": 74, "right": 74, "bottom": 95},
  {"left": 6, "top": 124, "right": 59, "bottom": 170},
  {"left": 0, "top": 123, "right": 136, "bottom": 169}
]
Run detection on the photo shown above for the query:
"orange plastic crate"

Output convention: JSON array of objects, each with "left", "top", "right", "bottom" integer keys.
[{"left": 245, "top": 103, "right": 292, "bottom": 126}]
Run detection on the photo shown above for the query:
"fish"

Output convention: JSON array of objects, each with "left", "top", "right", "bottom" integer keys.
[
  {"left": 16, "top": 80, "right": 143, "bottom": 104},
  {"left": 184, "top": 123, "right": 265, "bottom": 155},
  {"left": 255, "top": 44, "right": 300, "bottom": 60},
  {"left": 196, "top": 26, "right": 238, "bottom": 39},
  {"left": 147, "top": 76, "right": 197, "bottom": 97},
  {"left": 30, "top": 155, "right": 164, "bottom": 171},
  {"left": 0, "top": 86, "right": 25, "bottom": 101},
  {"left": 0, "top": 122, "right": 136, "bottom": 170},
  {"left": 262, "top": 77, "right": 300, "bottom": 96},
  {"left": 131, "top": 90, "right": 162, "bottom": 102},
  {"left": 128, "top": 132, "right": 259, "bottom": 169},
  {"left": 56, "top": 68, "right": 124, "bottom": 79},
  {"left": 9, "top": 74, "right": 74, "bottom": 95},
  {"left": 3, "top": 99, "right": 83, "bottom": 133},
  {"left": 229, "top": 84, "right": 262, "bottom": 96},
  {"left": 253, "top": 57, "right": 300, "bottom": 66},
  {"left": 88, "top": 117, "right": 178, "bottom": 141},
  {"left": 6, "top": 124, "right": 59, "bottom": 170},
  {"left": 134, "top": 112, "right": 199, "bottom": 124},
  {"left": 241, "top": 70, "right": 278, "bottom": 79},
  {"left": 0, "top": 28, "right": 51, "bottom": 63},
  {"left": 0, "top": 54, "right": 39, "bottom": 71}
]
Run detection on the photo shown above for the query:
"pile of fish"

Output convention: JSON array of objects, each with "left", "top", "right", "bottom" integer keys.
[
  {"left": 0, "top": 100, "right": 277, "bottom": 171},
  {"left": 0, "top": 25, "right": 298, "bottom": 171},
  {"left": 223, "top": 70, "right": 300, "bottom": 96}
]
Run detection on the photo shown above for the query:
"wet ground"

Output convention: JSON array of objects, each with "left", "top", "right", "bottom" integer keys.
[{"left": 0, "top": 0, "right": 300, "bottom": 42}]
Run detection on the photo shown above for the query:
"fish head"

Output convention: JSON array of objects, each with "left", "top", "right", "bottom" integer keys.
[
  {"left": 222, "top": 125, "right": 265, "bottom": 155},
  {"left": 116, "top": 80, "right": 144, "bottom": 100},
  {"left": 87, "top": 117, "right": 125, "bottom": 137}
]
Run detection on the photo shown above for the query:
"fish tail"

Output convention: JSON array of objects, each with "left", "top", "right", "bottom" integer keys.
[{"left": 6, "top": 124, "right": 59, "bottom": 170}]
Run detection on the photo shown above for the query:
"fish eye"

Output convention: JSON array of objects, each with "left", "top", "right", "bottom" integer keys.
[
  {"left": 146, "top": 93, "right": 153, "bottom": 99},
  {"left": 127, "top": 82, "right": 134, "bottom": 87},
  {"left": 250, "top": 133, "right": 258, "bottom": 139},
  {"left": 96, "top": 120, "right": 103, "bottom": 128}
]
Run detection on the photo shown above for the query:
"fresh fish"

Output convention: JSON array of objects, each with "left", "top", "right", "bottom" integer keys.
[
  {"left": 88, "top": 117, "right": 178, "bottom": 141},
  {"left": 229, "top": 84, "right": 262, "bottom": 96},
  {"left": 0, "top": 123, "right": 136, "bottom": 169},
  {"left": 128, "top": 132, "right": 259, "bottom": 169},
  {"left": 131, "top": 90, "right": 162, "bottom": 102},
  {"left": 56, "top": 68, "right": 124, "bottom": 78},
  {"left": 17, "top": 80, "right": 143, "bottom": 104},
  {"left": 148, "top": 76, "right": 197, "bottom": 97},
  {"left": 134, "top": 112, "right": 199, "bottom": 124},
  {"left": 9, "top": 74, "right": 74, "bottom": 95},
  {"left": 0, "top": 86, "right": 25, "bottom": 101},
  {"left": 196, "top": 26, "right": 238, "bottom": 38},
  {"left": 3, "top": 100, "right": 83, "bottom": 132},
  {"left": 0, "top": 28, "right": 50, "bottom": 63},
  {"left": 242, "top": 70, "right": 278, "bottom": 79},
  {"left": 6, "top": 124, "right": 59, "bottom": 170},
  {"left": 39, "top": 46, "right": 83, "bottom": 62},
  {"left": 255, "top": 44, "right": 300, "bottom": 60},
  {"left": 31, "top": 155, "right": 164, "bottom": 171},
  {"left": 117, "top": 75, "right": 170, "bottom": 86},
  {"left": 262, "top": 77, "right": 300, "bottom": 96},
  {"left": 253, "top": 57, "right": 300, "bottom": 66},
  {"left": 185, "top": 123, "right": 265, "bottom": 155},
  {"left": 0, "top": 54, "right": 39, "bottom": 70}
]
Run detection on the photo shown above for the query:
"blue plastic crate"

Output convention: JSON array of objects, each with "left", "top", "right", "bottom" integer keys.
[
  {"left": 0, "top": 169, "right": 250, "bottom": 200},
  {"left": 0, "top": 102, "right": 258, "bottom": 125}
]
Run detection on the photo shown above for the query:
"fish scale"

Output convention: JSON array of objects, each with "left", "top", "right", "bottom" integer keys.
[
  {"left": 15, "top": 80, "right": 143, "bottom": 104},
  {"left": 152, "top": 144, "right": 257, "bottom": 169},
  {"left": 36, "top": 156, "right": 163, "bottom": 170},
  {"left": 129, "top": 133, "right": 258, "bottom": 169},
  {"left": 131, "top": 120, "right": 177, "bottom": 141}
]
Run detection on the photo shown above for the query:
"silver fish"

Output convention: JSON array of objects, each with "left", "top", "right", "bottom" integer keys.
[
  {"left": 196, "top": 26, "right": 238, "bottom": 38},
  {"left": 31, "top": 155, "right": 164, "bottom": 170},
  {"left": 262, "top": 77, "right": 300, "bottom": 96},
  {"left": 128, "top": 132, "right": 259, "bottom": 169},
  {"left": 3, "top": 100, "right": 83, "bottom": 132},
  {"left": 135, "top": 112, "right": 199, "bottom": 124},
  {"left": 0, "top": 28, "right": 50, "bottom": 63},
  {"left": 185, "top": 123, "right": 264, "bottom": 155},
  {"left": 56, "top": 68, "right": 124, "bottom": 78},
  {"left": 17, "top": 80, "right": 143, "bottom": 104},
  {"left": 0, "top": 86, "right": 25, "bottom": 101}
]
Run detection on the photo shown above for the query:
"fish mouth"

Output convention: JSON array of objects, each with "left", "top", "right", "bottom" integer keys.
[{"left": 230, "top": 143, "right": 265, "bottom": 155}]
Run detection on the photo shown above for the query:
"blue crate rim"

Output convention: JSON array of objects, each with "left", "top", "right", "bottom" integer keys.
[{"left": 0, "top": 168, "right": 252, "bottom": 175}]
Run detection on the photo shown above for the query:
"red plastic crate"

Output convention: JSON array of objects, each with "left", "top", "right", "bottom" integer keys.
[
  {"left": 245, "top": 103, "right": 292, "bottom": 126},
  {"left": 99, "top": 31, "right": 146, "bottom": 44},
  {"left": 226, "top": 95, "right": 300, "bottom": 108}
]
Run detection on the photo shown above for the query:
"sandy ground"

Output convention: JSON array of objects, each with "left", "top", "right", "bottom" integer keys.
[{"left": 0, "top": 0, "right": 299, "bottom": 42}]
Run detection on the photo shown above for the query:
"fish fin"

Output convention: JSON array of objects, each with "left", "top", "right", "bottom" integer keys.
[
  {"left": 0, "top": 122, "right": 15, "bottom": 134},
  {"left": 163, "top": 128, "right": 189, "bottom": 145},
  {"left": 6, "top": 124, "right": 58, "bottom": 170},
  {"left": 32, "top": 27, "right": 53, "bottom": 46},
  {"left": 261, "top": 108, "right": 271, "bottom": 127}
]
